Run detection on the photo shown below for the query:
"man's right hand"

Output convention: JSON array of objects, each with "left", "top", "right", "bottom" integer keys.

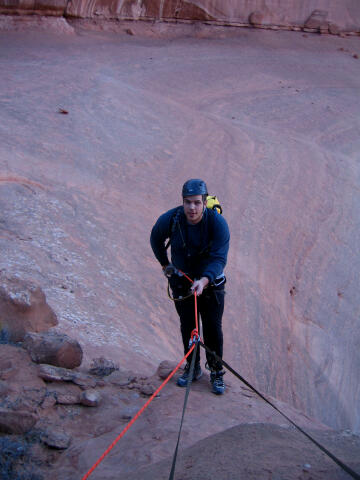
[{"left": 163, "top": 264, "right": 177, "bottom": 278}]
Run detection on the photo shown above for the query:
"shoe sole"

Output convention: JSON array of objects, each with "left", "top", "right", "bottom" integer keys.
[
  {"left": 176, "top": 370, "right": 203, "bottom": 387},
  {"left": 212, "top": 387, "right": 225, "bottom": 395}
]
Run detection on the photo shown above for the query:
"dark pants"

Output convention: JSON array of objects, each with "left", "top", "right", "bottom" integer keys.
[{"left": 171, "top": 276, "right": 225, "bottom": 371}]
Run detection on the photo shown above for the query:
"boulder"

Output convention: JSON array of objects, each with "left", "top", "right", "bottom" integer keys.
[
  {"left": 55, "top": 392, "right": 81, "bottom": 405},
  {"left": 140, "top": 383, "right": 156, "bottom": 396},
  {"left": 107, "top": 369, "right": 135, "bottom": 386},
  {"left": 329, "top": 23, "right": 340, "bottom": 35},
  {"left": 0, "top": 408, "right": 37, "bottom": 434},
  {"left": 80, "top": 389, "right": 101, "bottom": 407},
  {"left": 23, "top": 331, "right": 83, "bottom": 369},
  {"left": 47, "top": 382, "right": 82, "bottom": 404},
  {"left": 304, "top": 10, "right": 328, "bottom": 31},
  {"left": 40, "top": 392, "right": 57, "bottom": 409},
  {"left": 0, "top": 274, "right": 57, "bottom": 342},
  {"left": 40, "top": 429, "right": 71, "bottom": 449},
  {"left": 249, "top": 11, "right": 264, "bottom": 26},
  {"left": 38, "top": 364, "right": 76, "bottom": 382},
  {"left": 38, "top": 364, "right": 97, "bottom": 390},
  {"left": 89, "top": 356, "right": 118, "bottom": 377},
  {"left": 72, "top": 372, "right": 97, "bottom": 390},
  {"left": 156, "top": 360, "right": 177, "bottom": 380}
]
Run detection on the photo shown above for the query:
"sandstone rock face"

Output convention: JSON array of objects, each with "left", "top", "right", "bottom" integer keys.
[
  {"left": 23, "top": 331, "right": 83, "bottom": 369},
  {"left": 0, "top": 275, "right": 57, "bottom": 342},
  {"left": 0, "top": 1, "right": 360, "bottom": 32}
]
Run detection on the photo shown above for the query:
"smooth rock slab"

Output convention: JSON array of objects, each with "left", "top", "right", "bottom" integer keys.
[
  {"left": 106, "top": 369, "right": 135, "bottom": 386},
  {"left": 38, "top": 364, "right": 76, "bottom": 382}
]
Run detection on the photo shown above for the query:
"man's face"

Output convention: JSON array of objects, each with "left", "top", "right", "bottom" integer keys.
[{"left": 183, "top": 195, "right": 207, "bottom": 225}]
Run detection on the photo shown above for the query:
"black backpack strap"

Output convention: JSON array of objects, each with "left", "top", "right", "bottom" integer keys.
[{"left": 165, "top": 207, "right": 182, "bottom": 250}]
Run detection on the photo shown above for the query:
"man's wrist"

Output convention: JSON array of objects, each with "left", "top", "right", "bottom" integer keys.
[{"left": 201, "top": 276, "right": 209, "bottom": 287}]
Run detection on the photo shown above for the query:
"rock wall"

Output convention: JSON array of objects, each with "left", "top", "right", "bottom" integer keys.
[
  {"left": 1, "top": 0, "right": 360, "bottom": 33},
  {"left": 1, "top": 21, "right": 360, "bottom": 436}
]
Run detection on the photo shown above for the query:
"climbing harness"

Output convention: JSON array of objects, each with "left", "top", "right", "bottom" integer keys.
[
  {"left": 166, "top": 268, "right": 194, "bottom": 302},
  {"left": 81, "top": 273, "right": 360, "bottom": 480},
  {"left": 167, "top": 282, "right": 193, "bottom": 302}
]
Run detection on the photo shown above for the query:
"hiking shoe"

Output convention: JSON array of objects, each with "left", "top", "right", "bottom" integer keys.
[
  {"left": 177, "top": 362, "right": 202, "bottom": 387},
  {"left": 210, "top": 370, "right": 225, "bottom": 395}
]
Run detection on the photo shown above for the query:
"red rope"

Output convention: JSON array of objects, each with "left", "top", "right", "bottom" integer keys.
[
  {"left": 81, "top": 344, "right": 196, "bottom": 480},
  {"left": 177, "top": 270, "right": 198, "bottom": 334},
  {"left": 177, "top": 269, "right": 194, "bottom": 285},
  {"left": 194, "top": 291, "right": 198, "bottom": 332}
]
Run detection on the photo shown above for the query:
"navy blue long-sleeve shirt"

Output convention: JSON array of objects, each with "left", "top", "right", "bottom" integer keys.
[{"left": 150, "top": 206, "right": 230, "bottom": 283}]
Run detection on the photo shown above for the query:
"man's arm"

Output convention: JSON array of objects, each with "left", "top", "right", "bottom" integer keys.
[{"left": 150, "top": 210, "right": 174, "bottom": 268}]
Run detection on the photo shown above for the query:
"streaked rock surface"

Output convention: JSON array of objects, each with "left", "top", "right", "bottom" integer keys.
[{"left": 0, "top": 1, "right": 360, "bottom": 33}]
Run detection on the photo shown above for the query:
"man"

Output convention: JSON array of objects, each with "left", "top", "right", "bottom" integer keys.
[{"left": 150, "top": 179, "right": 230, "bottom": 394}]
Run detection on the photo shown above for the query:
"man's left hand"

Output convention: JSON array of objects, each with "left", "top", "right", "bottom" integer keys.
[{"left": 191, "top": 277, "right": 209, "bottom": 296}]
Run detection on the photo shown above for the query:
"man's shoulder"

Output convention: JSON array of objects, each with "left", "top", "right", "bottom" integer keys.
[
  {"left": 156, "top": 206, "right": 183, "bottom": 225},
  {"left": 206, "top": 208, "right": 228, "bottom": 228}
]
